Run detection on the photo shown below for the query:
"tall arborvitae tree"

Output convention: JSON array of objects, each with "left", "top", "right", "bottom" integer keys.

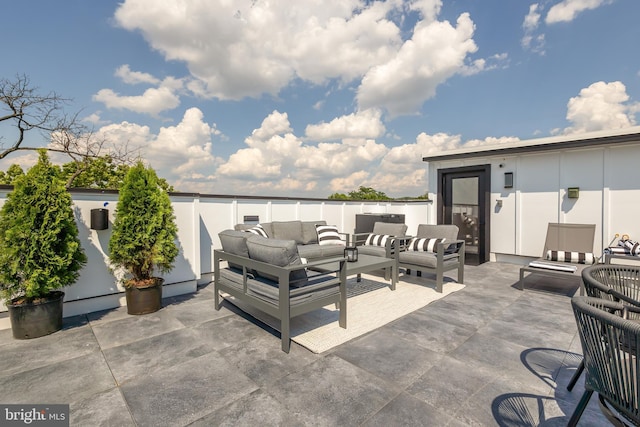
[
  {"left": 108, "top": 161, "right": 178, "bottom": 287},
  {"left": 0, "top": 150, "right": 86, "bottom": 303}
]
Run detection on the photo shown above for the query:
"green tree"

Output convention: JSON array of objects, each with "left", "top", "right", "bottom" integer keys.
[
  {"left": 0, "top": 150, "right": 87, "bottom": 303},
  {"left": 108, "top": 161, "right": 179, "bottom": 287},
  {"left": 0, "top": 164, "right": 25, "bottom": 185},
  {"left": 328, "top": 192, "right": 349, "bottom": 200},
  {"left": 348, "top": 186, "right": 390, "bottom": 200}
]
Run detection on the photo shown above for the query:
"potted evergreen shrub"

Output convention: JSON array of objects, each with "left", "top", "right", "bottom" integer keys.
[
  {"left": 0, "top": 150, "right": 87, "bottom": 339},
  {"left": 108, "top": 161, "right": 178, "bottom": 315}
]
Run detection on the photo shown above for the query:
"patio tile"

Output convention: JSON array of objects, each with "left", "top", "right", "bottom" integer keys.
[
  {"left": 121, "top": 351, "right": 257, "bottom": 427},
  {"left": 191, "top": 312, "right": 276, "bottom": 351},
  {"left": 0, "top": 326, "right": 100, "bottom": 379},
  {"left": 70, "top": 387, "right": 134, "bottom": 427},
  {"left": 0, "top": 262, "right": 612, "bottom": 426},
  {"left": 361, "top": 392, "right": 460, "bottom": 427},
  {"left": 90, "top": 308, "right": 186, "bottom": 349},
  {"left": 263, "top": 354, "right": 400, "bottom": 426},
  {"left": 332, "top": 328, "right": 444, "bottom": 388},
  {"left": 163, "top": 298, "right": 234, "bottom": 328},
  {"left": 406, "top": 355, "right": 501, "bottom": 415},
  {"left": 448, "top": 332, "right": 555, "bottom": 395},
  {"left": 386, "top": 310, "right": 476, "bottom": 354},
  {"left": 103, "top": 327, "right": 220, "bottom": 384},
  {"left": 218, "top": 333, "right": 320, "bottom": 387},
  {"left": 188, "top": 389, "right": 305, "bottom": 426},
  {"left": 0, "top": 352, "right": 115, "bottom": 404}
]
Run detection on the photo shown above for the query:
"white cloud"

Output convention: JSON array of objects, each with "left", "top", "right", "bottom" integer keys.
[
  {"left": 522, "top": 3, "right": 545, "bottom": 54},
  {"left": 563, "top": 81, "right": 638, "bottom": 134},
  {"left": 546, "top": 0, "right": 613, "bottom": 24},
  {"left": 115, "top": 0, "right": 403, "bottom": 100},
  {"left": 356, "top": 13, "right": 478, "bottom": 116},
  {"left": 216, "top": 110, "right": 389, "bottom": 191},
  {"left": 115, "top": 64, "right": 161, "bottom": 85},
  {"left": 95, "top": 108, "right": 220, "bottom": 190},
  {"left": 93, "top": 82, "right": 181, "bottom": 116},
  {"left": 113, "top": 0, "right": 491, "bottom": 117},
  {"left": 305, "top": 109, "right": 385, "bottom": 141}
]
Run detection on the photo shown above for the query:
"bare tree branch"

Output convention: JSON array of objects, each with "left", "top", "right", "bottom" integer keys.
[{"left": 1, "top": 74, "right": 138, "bottom": 187}]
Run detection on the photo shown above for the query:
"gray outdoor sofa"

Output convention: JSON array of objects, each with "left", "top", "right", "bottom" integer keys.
[
  {"left": 215, "top": 230, "right": 347, "bottom": 352},
  {"left": 235, "top": 220, "right": 348, "bottom": 261}
]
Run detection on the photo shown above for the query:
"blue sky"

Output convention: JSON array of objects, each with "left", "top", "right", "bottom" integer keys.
[{"left": 1, "top": 0, "right": 639, "bottom": 197}]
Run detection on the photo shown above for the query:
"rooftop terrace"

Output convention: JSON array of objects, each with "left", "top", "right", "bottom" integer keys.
[{"left": 0, "top": 262, "right": 609, "bottom": 426}]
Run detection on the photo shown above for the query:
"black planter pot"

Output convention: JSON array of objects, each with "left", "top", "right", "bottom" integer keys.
[
  {"left": 125, "top": 278, "right": 163, "bottom": 315},
  {"left": 7, "top": 291, "right": 65, "bottom": 339}
]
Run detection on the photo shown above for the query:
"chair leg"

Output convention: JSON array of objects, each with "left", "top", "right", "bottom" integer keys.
[
  {"left": 567, "top": 390, "right": 593, "bottom": 427},
  {"left": 567, "top": 360, "right": 585, "bottom": 391},
  {"left": 519, "top": 268, "right": 526, "bottom": 291},
  {"left": 281, "top": 317, "right": 291, "bottom": 353}
]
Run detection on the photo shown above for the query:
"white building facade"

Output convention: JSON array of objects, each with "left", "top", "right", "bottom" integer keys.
[{"left": 423, "top": 126, "right": 640, "bottom": 265}]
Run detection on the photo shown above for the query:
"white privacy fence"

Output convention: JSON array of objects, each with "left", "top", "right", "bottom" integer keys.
[{"left": 0, "top": 188, "right": 431, "bottom": 325}]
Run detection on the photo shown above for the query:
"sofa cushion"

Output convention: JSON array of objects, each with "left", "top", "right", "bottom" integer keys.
[
  {"left": 399, "top": 251, "right": 460, "bottom": 268},
  {"left": 246, "top": 235, "right": 308, "bottom": 285},
  {"left": 271, "top": 221, "right": 304, "bottom": 244},
  {"left": 407, "top": 237, "right": 445, "bottom": 253},
  {"left": 372, "top": 222, "right": 407, "bottom": 236},
  {"left": 298, "top": 243, "right": 345, "bottom": 260},
  {"left": 218, "top": 230, "right": 251, "bottom": 270},
  {"left": 316, "top": 225, "right": 345, "bottom": 246},
  {"left": 302, "top": 220, "right": 326, "bottom": 244}
]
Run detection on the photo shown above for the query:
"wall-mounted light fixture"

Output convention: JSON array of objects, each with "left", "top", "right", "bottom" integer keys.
[
  {"left": 243, "top": 215, "right": 259, "bottom": 224},
  {"left": 568, "top": 187, "right": 580, "bottom": 199},
  {"left": 90, "top": 206, "right": 109, "bottom": 230},
  {"left": 504, "top": 172, "right": 514, "bottom": 189}
]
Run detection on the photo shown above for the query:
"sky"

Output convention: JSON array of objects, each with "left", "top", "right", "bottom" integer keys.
[{"left": 1, "top": 0, "right": 639, "bottom": 198}]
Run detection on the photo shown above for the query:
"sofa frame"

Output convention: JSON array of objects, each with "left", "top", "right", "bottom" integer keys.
[{"left": 214, "top": 249, "right": 347, "bottom": 353}]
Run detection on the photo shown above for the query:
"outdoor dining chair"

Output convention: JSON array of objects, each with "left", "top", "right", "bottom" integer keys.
[
  {"left": 568, "top": 296, "right": 640, "bottom": 427},
  {"left": 567, "top": 264, "right": 640, "bottom": 392}
]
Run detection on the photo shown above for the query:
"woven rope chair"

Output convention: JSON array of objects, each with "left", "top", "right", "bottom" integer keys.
[
  {"left": 568, "top": 296, "right": 640, "bottom": 426},
  {"left": 567, "top": 265, "right": 640, "bottom": 392}
]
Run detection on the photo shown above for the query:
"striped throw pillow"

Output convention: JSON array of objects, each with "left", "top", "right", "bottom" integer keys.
[
  {"left": 365, "top": 233, "right": 394, "bottom": 247},
  {"left": 316, "top": 225, "right": 345, "bottom": 246},
  {"left": 546, "top": 250, "right": 596, "bottom": 264},
  {"left": 245, "top": 224, "right": 268, "bottom": 238},
  {"left": 406, "top": 237, "right": 445, "bottom": 252}
]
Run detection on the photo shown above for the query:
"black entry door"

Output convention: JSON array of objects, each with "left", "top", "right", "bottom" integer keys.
[{"left": 438, "top": 165, "right": 490, "bottom": 265}]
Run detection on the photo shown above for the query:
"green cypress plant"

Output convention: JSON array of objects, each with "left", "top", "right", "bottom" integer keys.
[
  {"left": 0, "top": 150, "right": 87, "bottom": 304},
  {"left": 108, "top": 161, "right": 178, "bottom": 288}
]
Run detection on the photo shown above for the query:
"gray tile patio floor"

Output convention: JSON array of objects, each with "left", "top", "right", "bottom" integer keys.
[{"left": 0, "top": 262, "right": 610, "bottom": 426}]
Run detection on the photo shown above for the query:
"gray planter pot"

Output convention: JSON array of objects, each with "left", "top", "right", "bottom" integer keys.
[
  {"left": 7, "top": 291, "right": 65, "bottom": 339},
  {"left": 125, "top": 278, "right": 163, "bottom": 315}
]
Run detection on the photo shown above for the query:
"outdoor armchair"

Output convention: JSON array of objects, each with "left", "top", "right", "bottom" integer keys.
[
  {"left": 568, "top": 296, "right": 640, "bottom": 427},
  {"left": 397, "top": 224, "right": 465, "bottom": 293},
  {"left": 352, "top": 221, "right": 408, "bottom": 280}
]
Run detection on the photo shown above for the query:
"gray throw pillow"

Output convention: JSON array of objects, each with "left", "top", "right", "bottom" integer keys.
[
  {"left": 218, "top": 230, "right": 251, "bottom": 270},
  {"left": 271, "top": 221, "right": 304, "bottom": 244},
  {"left": 246, "top": 235, "right": 308, "bottom": 286}
]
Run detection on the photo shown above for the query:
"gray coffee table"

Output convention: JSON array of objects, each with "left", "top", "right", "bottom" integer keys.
[{"left": 313, "top": 254, "right": 397, "bottom": 290}]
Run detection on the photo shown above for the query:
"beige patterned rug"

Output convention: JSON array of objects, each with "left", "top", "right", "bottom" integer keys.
[{"left": 224, "top": 273, "right": 465, "bottom": 353}]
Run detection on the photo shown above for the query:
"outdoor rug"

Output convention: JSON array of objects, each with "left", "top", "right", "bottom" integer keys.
[{"left": 224, "top": 274, "right": 465, "bottom": 353}]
